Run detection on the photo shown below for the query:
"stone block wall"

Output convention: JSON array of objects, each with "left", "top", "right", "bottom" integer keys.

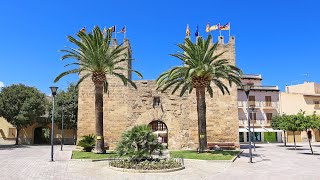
[{"left": 77, "top": 36, "right": 239, "bottom": 150}]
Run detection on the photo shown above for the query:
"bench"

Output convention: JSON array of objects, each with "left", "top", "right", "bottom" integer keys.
[{"left": 207, "top": 142, "right": 236, "bottom": 150}]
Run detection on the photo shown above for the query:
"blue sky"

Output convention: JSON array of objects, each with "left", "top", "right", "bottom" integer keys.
[{"left": 0, "top": 0, "right": 319, "bottom": 94}]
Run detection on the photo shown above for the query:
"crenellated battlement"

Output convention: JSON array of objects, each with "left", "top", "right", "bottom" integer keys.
[{"left": 189, "top": 35, "right": 235, "bottom": 46}]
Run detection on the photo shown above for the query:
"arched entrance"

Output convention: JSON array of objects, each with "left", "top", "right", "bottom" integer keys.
[
  {"left": 34, "top": 127, "right": 50, "bottom": 144},
  {"left": 148, "top": 121, "right": 168, "bottom": 149}
]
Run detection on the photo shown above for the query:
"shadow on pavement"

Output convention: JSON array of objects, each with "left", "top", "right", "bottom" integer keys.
[
  {"left": 0, "top": 145, "right": 30, "bottom": 150},
  {"left": 239, "top": 152, "right": 261, "bottom": 158},
  {"left": 286, "top": 148, "right": 310, "bottom": 151},
  {"left": 277, "top": 145, "right": 302, "bottom": 148},
  {"left": 240, "top": 144, "right": 262, "bottom": 149},
  {"left": 298, "top": 152, "right": 320, "bottom": 156}
]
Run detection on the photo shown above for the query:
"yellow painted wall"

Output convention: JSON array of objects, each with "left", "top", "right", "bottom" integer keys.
[
  {"left": 287, "top": 131, "right": 302, "bottom": 143},
  {"left": 0, "top": 117, "right": 16, "bottom": 144},
  {"left": 19, "top": 123, "right": 75, "bottom": 144}
]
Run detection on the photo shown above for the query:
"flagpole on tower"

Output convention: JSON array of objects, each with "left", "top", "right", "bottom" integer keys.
[
  {"left": 219, "top": 23, "right": 222, "bottom": 36},
  {"left": 229, "top": 22, "right": 231, "bottom": 37},
  {"left": 115, "top": 26, "right": 117, "bottom": 39},
  {"left": 124, "top": 25, "right": 126, "bottom": 39}
]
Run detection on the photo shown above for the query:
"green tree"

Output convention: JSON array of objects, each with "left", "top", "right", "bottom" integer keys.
[
  {"left": 0, "top": 84, "right": 47, "bottom": 144},
  {"left": 116, "top": 125, "right": 163, "bottom": 161},
  {"left": 303, "top": 112, "right": 319, "bottom": 154},
  {"left": 286, "top": 114, "right": 302, "bottom": 150},
  {"left": 48, "top": 84, "right": 78, "bottom": 144},
  {"left": 271, "top": 114, "right": 287, "bottom": 146},
  {"left": 54, "top": 26, "right": 142, "bottom": 153},
  {"left": 156, "top": 35, "right": 242, "bottom": 152}
]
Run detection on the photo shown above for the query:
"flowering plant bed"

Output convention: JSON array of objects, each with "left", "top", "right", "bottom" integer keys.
[{"left": 109, "top": 158, "right": 183, "bottom": 171}]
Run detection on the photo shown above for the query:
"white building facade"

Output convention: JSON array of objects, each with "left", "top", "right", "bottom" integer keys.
[{"left": 238, "top": 74, "right": 282, "bottom": 143}]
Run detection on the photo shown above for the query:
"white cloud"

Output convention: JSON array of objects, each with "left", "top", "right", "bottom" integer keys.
[{"left": 0, "top": 81, "right": 4, "bottom": 88}]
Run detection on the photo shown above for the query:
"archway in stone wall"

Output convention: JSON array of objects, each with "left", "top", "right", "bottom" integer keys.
[
  {"left": 34, "top": 127, "right": 50, "bottom": 144},
  {"left": 148, "top": 120, "right": 168, "bottom": 149}
]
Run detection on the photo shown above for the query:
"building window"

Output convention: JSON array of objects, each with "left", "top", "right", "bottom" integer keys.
[
  {"left": 249, "top": 96, "right": 255, "bottom": 107},
  {"left": 153, "top": 97, "right": 161, "bottom": 108},
  {"left": 315, "top": 101, "right": 320, "bottom": 108},
  {"left": 8, "top": 128, "right": 16, "bottom": 138},
  {"left": 239, "top": 132, "right": 244, "bottom": 142},
  {"left": 266, "top": 113, "right": 273, "bottom": 121},
  {"left": 265, "top": 96, "right": 272, "bottom": 107}
]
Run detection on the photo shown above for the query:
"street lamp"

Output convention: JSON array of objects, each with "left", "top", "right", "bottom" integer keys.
[
  {"left": 61, "top": 106, "right": 64, "bottom": 151},
  {"left": 50, "top": 86, "right": 58, "bottom": 162},
  {"left": 250, "top": 106, "right": 257, "bottom": 151},
  {"left": 243, "top": 84, "right": 253, "bottom": 163}
]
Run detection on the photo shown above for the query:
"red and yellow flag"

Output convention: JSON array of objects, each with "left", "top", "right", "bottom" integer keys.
[
  {"left": 206, "top": 22, "right": 210, "bottom": 33},
  {"left": 186, "top": 24, "right": 190, "bottom": 36},
  {"left": 220, "top": 23, "right": 230, "bottom": 30},
  {"left": 80, "top": 27, "right": 86, "bottom": 33}
]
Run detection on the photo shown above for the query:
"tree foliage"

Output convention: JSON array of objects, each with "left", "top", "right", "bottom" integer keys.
[
  {"left": 116, "top": 125, "right": 163, "bottom": 161},
  {"left": 156, "top": 35, "right": 242, "bottom": 97},
  {"left": 272, "top": 111, "right": 320, "bottom": 153},
  {"left": 54, "top": 26, "right": 143, "bottom": 154},
  {"left": 48, "top": 84, "right": 78, "bottom": 130},
  {"left": 0, "top": 84, "right": 48, "bottom": 144},
  {"left": 156, "top": 35, "right": 242, "bottom": 153}
]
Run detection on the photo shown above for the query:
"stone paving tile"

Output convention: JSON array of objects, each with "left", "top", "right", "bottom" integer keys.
[{"left": 1, "top": 143, "right": 320, "bottom": 179}]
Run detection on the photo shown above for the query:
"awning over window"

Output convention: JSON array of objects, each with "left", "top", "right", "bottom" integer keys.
[{"left": 239, "top": 128, "right": 282, "bottom": 132}]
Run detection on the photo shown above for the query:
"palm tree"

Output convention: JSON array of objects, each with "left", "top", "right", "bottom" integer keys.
[
  {"left": 54, "top": 26, "right": 142, "bottom": 153},
  {"left": 156, "top": 35, "right": 242, "bottom": 152}
]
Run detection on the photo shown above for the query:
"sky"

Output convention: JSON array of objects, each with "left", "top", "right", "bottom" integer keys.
[{"left": 0, "top": 0, "right": 320, "bottom": 95}]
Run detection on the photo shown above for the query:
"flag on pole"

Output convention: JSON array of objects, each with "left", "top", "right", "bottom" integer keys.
[
  {"left": 195, "top": 25, "right": 199, "bottom": 37},
  {"left": 80, "top": 26, "right": 86, "bottom": 33},
  {"left": 117, "top": 26, "right": 126, "bottom": 33},
  {"left": 209, "top": 23, "right": 220, "bottom": 31},
  {"left": 108, "top": 25, "right": 116, "bottom": 32},
  {"left": 102, "top": 26, "right": 107, "bottom": 36},
  {"left": 186, "top": 24, "right": 190, "bottom": 36},
  {"left": 219, "top": 23, "right": 230, "bottom": 30},
  {"left": 206, "top": 22, "right": 210, "bottom": 33}
]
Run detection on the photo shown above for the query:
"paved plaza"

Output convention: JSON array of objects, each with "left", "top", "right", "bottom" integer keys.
[{"left": 1, "top": 143, "right": 320, "bottom": 180}]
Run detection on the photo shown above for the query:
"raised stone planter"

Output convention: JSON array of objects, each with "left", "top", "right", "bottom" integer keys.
[{"left": 109, "top": 165, "right": 185, "bottom": 173}]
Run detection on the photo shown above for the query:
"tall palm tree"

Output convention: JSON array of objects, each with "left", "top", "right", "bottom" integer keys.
[
  {"left": 54, "top": 26, "right": 142, "bottom": 153},
  {"left": 156, "top": 35, "right": 242, "bottom": 153}
]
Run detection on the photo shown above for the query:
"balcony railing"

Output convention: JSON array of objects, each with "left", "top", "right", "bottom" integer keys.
[
  {"left": 251, "top": 86, "right": 279, "bottom": 91},
  {"left": 239, "top": 119, "right": 271, "bottom": 126},
  {"left": 238, "top": 101, "right": 279, "bottom": 109}
]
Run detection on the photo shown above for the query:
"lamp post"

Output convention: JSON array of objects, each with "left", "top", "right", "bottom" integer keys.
[
  {"left": 50, "top": 86, "right": 58, "bottom": 162},
  {"left": 250, "top": 106, "right": 257, "bottom": 151},
  {"left": 243, "top": 84, "right": 253, "bottom": 163},
  {"left": 61, "top": 106, "right": 64, "bottom": 151}
]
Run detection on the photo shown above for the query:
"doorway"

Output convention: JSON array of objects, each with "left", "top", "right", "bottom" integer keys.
[
  {"left": 34, "top": 127, "right": 50, "bottom": 144},
  {"left": 149, "top": 121, "right": 168, "bottom": 148}
]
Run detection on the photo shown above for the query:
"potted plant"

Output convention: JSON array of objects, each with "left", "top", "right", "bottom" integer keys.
[{"left": 78, "top": 134, "right": 95, "bottom": 152}]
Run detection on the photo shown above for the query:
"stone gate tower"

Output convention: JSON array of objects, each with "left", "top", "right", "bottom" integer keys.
[{"left": 77, "top": 36, "right": 239, "bottom": 150}]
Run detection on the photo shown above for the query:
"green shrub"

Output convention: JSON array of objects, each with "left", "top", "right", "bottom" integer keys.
[
  {"left": 78, "top": 134, "right": 95, "bottom": 152},
  {"left": 116, "top": 125, "right": 163, "bottom": 161}
]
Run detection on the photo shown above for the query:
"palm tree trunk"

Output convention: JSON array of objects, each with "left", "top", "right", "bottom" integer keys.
[
  {"left": 293, "top": 131, "right": 296, "bottom": 150},
  {"left": 94, "top": 82, "right": 106, "bottom": 154},
  {"left": 196, "top": 87, "right": 207, "bottom": 153},
  {"left": 15, "top": 128, "right": 20, "bottom": 145}
]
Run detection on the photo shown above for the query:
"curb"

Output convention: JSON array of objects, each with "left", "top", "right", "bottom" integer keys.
[
  {"left": 109, "top": 166, "right": 185, "bottom": 173},
  {"left": 180, "top": 150, "right": 243, "bottom": 163}
]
